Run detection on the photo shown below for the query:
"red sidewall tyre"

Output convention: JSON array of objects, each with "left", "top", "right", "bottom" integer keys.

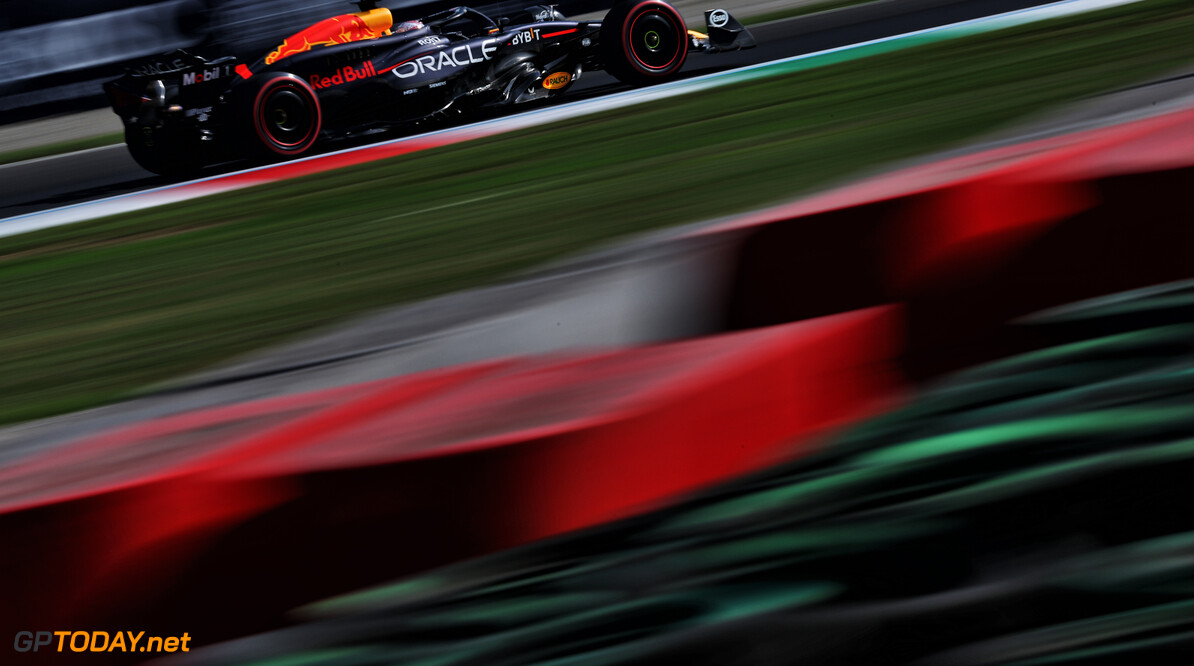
[
  {"left": 246, "top": 74, "right": 322, "bottom": 157},
  {"left": 601, "top": 0, "right": 687, "bottom": 86}
]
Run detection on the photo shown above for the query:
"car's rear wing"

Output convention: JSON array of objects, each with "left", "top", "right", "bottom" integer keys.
[
  {"left": 688, "top": 8, "right": 756, "bottom": 52},
  {"left": 105, "top": 50, "right": 241, "bottom": 118}
]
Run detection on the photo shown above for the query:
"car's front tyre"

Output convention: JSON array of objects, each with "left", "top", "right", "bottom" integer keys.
[{"left": 600, "top": 0, "right": 688, "bottom": 86}]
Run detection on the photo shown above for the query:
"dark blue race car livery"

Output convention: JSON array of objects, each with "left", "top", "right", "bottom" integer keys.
[{"left": 105, "top": 0, "right": 755, "bottom": 175}]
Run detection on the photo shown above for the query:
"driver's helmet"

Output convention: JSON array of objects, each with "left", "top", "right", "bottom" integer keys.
[{"left": 393, "top": 20, "right": 425, "bottom": 33}]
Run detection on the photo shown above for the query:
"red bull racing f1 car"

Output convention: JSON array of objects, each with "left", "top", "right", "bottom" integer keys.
[{"left": 104, "top": 0, "right": 755, "bottom": 175}]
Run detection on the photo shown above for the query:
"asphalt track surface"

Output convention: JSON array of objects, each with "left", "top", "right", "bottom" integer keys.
[{"left": 0, "top": 0, "right": 1059, "bottom": 219}]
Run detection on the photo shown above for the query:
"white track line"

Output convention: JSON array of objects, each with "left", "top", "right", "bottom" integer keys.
[{"left": 0, "top": 144, "right": 126, "bottom": 171}]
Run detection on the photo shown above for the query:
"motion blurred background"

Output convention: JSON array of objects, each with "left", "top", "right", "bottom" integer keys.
[{"left": 3, "top": 0, "right": 1194, "bottom": 664}]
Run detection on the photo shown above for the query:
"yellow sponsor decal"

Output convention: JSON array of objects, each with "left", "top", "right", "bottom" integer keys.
[{"left": 542, "top": 71, "right": 571, "bottom": 89}]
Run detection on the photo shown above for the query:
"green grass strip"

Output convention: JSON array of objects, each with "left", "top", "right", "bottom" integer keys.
[
  {"left": 879, "top": 437, "right": 1194, "bottom": 514},
  {"left": 857, "top": 406, "right": 1194, "bottom": 465},
  {"left": 1, "top": 0, "right": 1194, "bottom": 425}
]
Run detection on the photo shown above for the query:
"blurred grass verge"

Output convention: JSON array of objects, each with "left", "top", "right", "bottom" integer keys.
[{"left": 1, "top": 0, "right": 1193, "bottom": 426}]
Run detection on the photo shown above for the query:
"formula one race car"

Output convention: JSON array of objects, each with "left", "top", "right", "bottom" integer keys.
[{"left": 104, "top": 0, "right": 755, "bottom": 176}]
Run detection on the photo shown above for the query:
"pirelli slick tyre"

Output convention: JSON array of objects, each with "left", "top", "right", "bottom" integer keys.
[
  {"left": 600, "top": 0, "right": 687, "bottom": 86},
  {"left": 235, "top": 73, "right": 322, "bottom": 159}
]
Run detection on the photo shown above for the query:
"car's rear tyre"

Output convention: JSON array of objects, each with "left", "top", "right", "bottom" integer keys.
[
  {"left": 600, "top": 0, "right": 688, "bottom": 86},
  {"left": 237, "top": 73, "right": 322, "bottom": 158}
]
